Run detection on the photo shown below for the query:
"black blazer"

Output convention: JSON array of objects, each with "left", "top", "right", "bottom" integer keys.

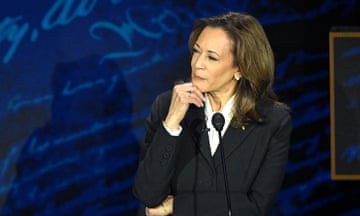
[{"left": 133, "top": 91, "right": 292, "bottom": 216}]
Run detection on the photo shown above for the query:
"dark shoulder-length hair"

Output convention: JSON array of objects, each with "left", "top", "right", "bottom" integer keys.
[{"left": 188, "top": 11, "right": 285, "bottom": 128}]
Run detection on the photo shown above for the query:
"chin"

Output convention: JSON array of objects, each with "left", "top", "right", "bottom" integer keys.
[{"left": 197, "top": 85, "right": 207, "bottom": 93}]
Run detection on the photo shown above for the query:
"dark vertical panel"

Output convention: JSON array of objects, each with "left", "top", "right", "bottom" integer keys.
[{"left": 330, "top": 31, "right": 360, "bottom": 179}]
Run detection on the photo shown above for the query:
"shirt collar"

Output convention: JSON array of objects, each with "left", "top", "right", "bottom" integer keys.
[{"left": 204, "top": 93, "right": 235, "bottom": 127}]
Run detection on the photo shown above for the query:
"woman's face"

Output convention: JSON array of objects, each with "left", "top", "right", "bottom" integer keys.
[{"left": 191, "top": 26, "right": 240, "bottom": 95}]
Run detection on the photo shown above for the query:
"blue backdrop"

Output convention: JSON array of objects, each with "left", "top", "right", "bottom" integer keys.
[{"left": 1, "top": 1, "right": 360, "bottom": 215}]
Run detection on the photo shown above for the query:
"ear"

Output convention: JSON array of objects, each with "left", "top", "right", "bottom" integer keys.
[{"left": 234, "top": 71, "right": 241, "bottom": 81}]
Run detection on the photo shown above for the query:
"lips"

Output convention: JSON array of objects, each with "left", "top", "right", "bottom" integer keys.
[{"left": 193, "top": 75, "right": 206, "bottom": 81}]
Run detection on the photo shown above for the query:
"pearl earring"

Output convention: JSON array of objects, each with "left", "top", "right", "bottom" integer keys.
[{"left": 235, "top": 76, "right": 240, "bottom": 81}]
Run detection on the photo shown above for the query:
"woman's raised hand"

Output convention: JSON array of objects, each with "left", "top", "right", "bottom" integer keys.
[{"left": 164, "top": 82, "right": 204, "bottom": 129}]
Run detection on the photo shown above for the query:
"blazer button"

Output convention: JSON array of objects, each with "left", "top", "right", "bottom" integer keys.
[{"left": 163, "top": 152, "right": 170, "bottom": 159}]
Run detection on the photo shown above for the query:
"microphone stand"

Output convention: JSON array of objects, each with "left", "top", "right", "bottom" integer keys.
[{"left": 212, "top": 113, "right": 232, "bottom": 216}]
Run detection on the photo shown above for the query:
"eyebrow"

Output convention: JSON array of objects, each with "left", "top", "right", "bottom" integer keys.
[{"left": 194, "top": 43, "right": 221, "bottom": 57}]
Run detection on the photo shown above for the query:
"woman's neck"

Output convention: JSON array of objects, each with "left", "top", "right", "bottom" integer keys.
[{"left": 206, "top": 92, "right": 234, "bottom": 112}]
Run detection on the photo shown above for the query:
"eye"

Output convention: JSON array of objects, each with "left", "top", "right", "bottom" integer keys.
[
  {"left": 192, "top": 48, "right": 200, "bottom": 54},
  {"left": 208, "top": 56, "right": 218, "bottom": 61}
]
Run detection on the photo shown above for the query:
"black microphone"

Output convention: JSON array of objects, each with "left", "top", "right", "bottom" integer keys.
[
  {"left": 212, "top": 112, "right": 225, "bottom": 131},
  {"left": 212, "top": 112, "right": 232, "bottom": 216}
]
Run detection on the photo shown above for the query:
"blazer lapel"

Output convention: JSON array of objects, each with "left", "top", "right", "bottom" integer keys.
[
  {"left": 213, "top": 124, "right": 256, "bottom": 167},
  {"left": 184, "top": 105, "right": 215, "bottom": 171}
]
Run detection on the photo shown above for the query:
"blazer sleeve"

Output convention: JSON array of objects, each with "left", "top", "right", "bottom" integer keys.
[
  {"left": 132, "top": 92, "right": 179, "bottom": 208},
  {"left": 246, "top": 108, "right": 292, "bottom": 215}
]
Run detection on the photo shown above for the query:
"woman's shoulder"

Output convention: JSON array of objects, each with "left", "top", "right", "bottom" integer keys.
[
  {"left": 157, "top": 90, "right": 172, "bottom": 100},
  {"left": 148, "top": 90, "right": 173, "bottom": 117},
  {"left": 153, "top": 90, "right": 172, "bottom": 107},
  {"left": 257, "top": 98, "right": 291, "bottom": 121}
]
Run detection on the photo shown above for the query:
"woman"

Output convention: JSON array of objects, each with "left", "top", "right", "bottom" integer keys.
[{"left": 133, "top": 11, "right": 292, "bottom": 216}]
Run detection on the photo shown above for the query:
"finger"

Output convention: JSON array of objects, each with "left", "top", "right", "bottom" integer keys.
[
  {"left": 190, "top": 85, "right": 205, "bottom": 102},
  {"left": 174, "top": 82, "right": 204, "bottom": 107},
  {"left": 174, "top": 82, "right": 193, "bottom": 90},
  {"left": 146, "top": 207, "right": 164, "bottom": 216},
  {"left": 185, "top": 91, "right": 204, "bottom": 108},
  {"left": 187, "top": 86, "right": 205, "bottom": 107},
  {"left": 173, "top": 83, "right": 191, "bottom": 99},
  {"left": 179, "top": 83, "right": 203, "bottom": 99},
  {"left": 174, "top": 84, "right": 193, "bottom": 102}
]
